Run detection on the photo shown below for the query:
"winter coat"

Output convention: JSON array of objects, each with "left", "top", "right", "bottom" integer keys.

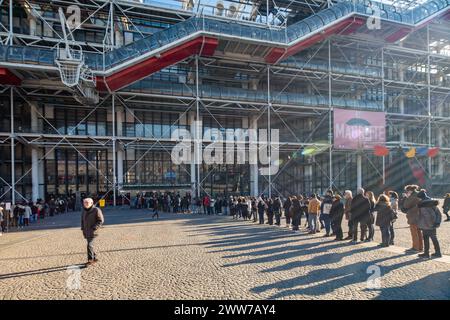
[
  {"left": 291, "top": 199, "right": 301, "bottom": 218},
  {"left": 350, "top": 194, "right": 371, "bottom": 223},
  {"left": 320, "top": 196, "right": 333, "bottom": 215},
  {"left": 329, "top": 200, "right": 344, "bottom": 224},
  {"left": 308, "top": 198, "right": 321, "bottom": 215},
  {"left": 81, "top": 206, "right": 104, "bottom": 239},
  {"left": 443, "top": 197, "right": 450, "bottom": 213},
  {"left": 273, "top": 199, "right": 282, "bottom": 213},
  {"left": 374, "top": 203, "right": 395, "bottom": 227},
  {"left": 403, "top": 192, "right": 421, "bottom": 225},
  {"left": 24, "top": 206, "right": 32, "bottom": 219},
  {"left": 257, "top": 201, "right": 266, "bottom": 214},
  {"left": 344, "top": 197, "right": 352, "bottom": 220},
  {"left": 417, "top": 199, "right": 442, "bottom": 230}
]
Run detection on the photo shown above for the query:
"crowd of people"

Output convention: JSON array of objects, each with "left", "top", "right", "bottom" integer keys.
[
  {"left": 187, "top": 187, "right": 448, "bottom": 259},
  {"left": 0, "top": 195, "right": 77, "bottom": 235},
  {"left": 1, "top": 187, "right": 448, "bottom": 260}
]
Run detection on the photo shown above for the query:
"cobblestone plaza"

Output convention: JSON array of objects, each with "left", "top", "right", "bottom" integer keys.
[{"left": 0, "top": 208, "right": 448, "bottom": 300}]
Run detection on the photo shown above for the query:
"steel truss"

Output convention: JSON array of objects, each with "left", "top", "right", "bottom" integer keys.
[{"left": 1, "top": 0, "right": 450, "bottom": 203}]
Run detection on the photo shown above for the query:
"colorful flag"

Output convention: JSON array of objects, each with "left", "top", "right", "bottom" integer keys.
[
  {"left": 427, "top": 147, "right": 440, "bottom": 158},
  {"left": 374, "top": 145, "right": 389, "bottom": 156},
  {"left": 405, "top": 147, "right": 416, "bottom": 158},
  {"left": 416, "top": 147, "right": 428, "bottom": 156}
]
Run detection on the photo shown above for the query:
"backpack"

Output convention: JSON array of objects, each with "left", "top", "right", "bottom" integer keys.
[{"left": 433, "top": 207, "right": 442, "bottom": 227}]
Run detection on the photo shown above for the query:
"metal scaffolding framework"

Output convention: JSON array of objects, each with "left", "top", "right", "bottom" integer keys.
[{"left": 0, "top": 0, "right": 450, "bottom": 204}]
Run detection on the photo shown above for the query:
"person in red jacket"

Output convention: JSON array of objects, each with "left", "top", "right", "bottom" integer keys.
[{"left": 202, "top": 195, "right": 210, "bottom": 215}]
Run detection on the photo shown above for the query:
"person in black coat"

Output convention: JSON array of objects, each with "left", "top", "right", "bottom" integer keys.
[
  {"left": 350, "top": 188, "right": 371, "bottom": 243},
  {"left": 330, "top": 194, "right": 344, "bottom": 240},
  {"left": 374, "top": 194, "right": 396, "bottom": 247},
  {"left": 273, "top": 197, "right": 282, "bottom": 226},
  {"left": 283, "top": 197, "right": 292, "bottom": 227},
  {"left": 291, "top": 196, "right": 302, "bottom": 231},
  {"left": 257, "top": 198, "right": 266, "bottom": 224},
  {"left": 81, "top": 198, "right": 104, "bottom": 266},
  {"left": 266, "top": 198, "right": 274, "bottom": 225}
]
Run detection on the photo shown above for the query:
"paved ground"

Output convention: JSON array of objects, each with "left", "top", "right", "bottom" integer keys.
[{"left": 0, "top": 208, "right": 449, "bottom": 300}]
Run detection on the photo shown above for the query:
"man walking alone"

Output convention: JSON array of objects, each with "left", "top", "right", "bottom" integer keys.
[{"left": 81, "top": 198, "right": 104, "bottom": 266}]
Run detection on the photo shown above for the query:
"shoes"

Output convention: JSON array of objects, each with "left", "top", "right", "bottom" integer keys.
[
  {"left": 418, "top": 253, "right": 430, "bottom": 259},
  {"left": 431, "top": 253, "right": 442, "bottom": 258},
  {"left": 323, "top": 234, "right": 331, "bottom": 237},
  {"left": 349, "top": 240, "right": 357, "bottom": 244},
  {"left": 344, "top": 236, "right": 352, "bottom": 240},
  {"left": 364, "top": 239, "right": 372, "bottom": 242}
]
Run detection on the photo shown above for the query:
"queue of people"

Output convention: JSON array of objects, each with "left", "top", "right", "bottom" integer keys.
[
  {"left": 205, "top": 186, "right": 446, "bottom": 259},
  {"left": 0, "top": 195, "right": 77, "bottom": 235}
]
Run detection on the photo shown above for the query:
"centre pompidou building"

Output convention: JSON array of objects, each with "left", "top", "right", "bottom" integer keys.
[{"left": 0, "top": 0, "right": 449, "bottom": 204}]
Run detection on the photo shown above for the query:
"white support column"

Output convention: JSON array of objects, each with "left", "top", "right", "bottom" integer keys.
[
  {"left": 195, "top": 56, "right": 202, "bottom": 198},
  {"left": 10, "top": 87, "right": 15, "bottom": 205},
  {"left": 437, "top": 129, "right": 444, "bottom": 177},
  {"left": 399, "top": 63, "right": 405, "bottom": 144},
  {"left": 112, "top": 94, "right": 116, "bottom": 206},
  {"left": 267, "top": 65, "right": 272, "bottom": 198},
  {"left": 249, "top": 115, "right": 259, "bottom": 197},
  {"left": 31, "top": 148, "right": 39, "bottom": 203},
  {"left": 426, "top": 25, "right": 432, "bottom": 177},
  {"left": 328, "top": 39, "right": 333, "bottom": 190},
  {"left": 116, "top": 106, "right": 124, "bottom": 191},
  {"left": 28, "top": 16, "right": 37, "bottom": 36},
  {"left": 188, "top": 111, "right": 200, "bottom": 197},
  {"left": 357, "top": 154, "right": 362, "bottom": 190},
  {"left": 9, "top": 0, "right": 13, "bottom": 45},
  {"left": 31, "top": 100, "right": 41, "bottom": 202}
]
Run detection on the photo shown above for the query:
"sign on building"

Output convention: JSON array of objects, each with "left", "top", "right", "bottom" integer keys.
[{"left": 334, "top": 108, "right": 386, "bottom": 150}]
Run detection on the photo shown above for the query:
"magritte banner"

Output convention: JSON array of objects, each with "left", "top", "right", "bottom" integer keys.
[{"left": 333, "top": 108, "right": 386, "bottom": 150}]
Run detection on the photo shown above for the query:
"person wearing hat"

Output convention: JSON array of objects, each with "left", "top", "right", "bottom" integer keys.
[
  {"left": 402, "top": 185, "right": 424, "bottom": 252},
  {"left": 417, "top": 190, "right": 442, "bottom": 258}
]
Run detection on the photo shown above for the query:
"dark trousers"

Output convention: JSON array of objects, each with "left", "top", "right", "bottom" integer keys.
[
  {"left": 285, "top": 214, "right": 291, "bottom": 226},
  {"left": 274, "top": 211, "right": 281, "bottom": 225},
  {"left": 361, "top": 214, "right": 375, "bottom": 240},
  {"left": 347, "top": 219, "right": 354, "bottom": 237},
  {"left": 152, "top": 211, "right": 159, "bottom": 218},
  {"left": 351, "top": 220, "right": 362, "bottom": 241},
  {"left": 380, "top": 225, "right": 391, "bottom": 246},
  {"left": 444, "top": 210, "right": 450, "bottom": 220},
  {"left": 87, "top": 238, "right": 96, "bottom": 261},
  {"left": 422, "top": 229, "right": 441, "bottom": 255},
  {"left": 389, "top": 223, "right": 395, "bottom": 245},
  {"left": 292, "top": 214, "right": 300, "bottom": 230},
  {"left": 322, "top": 214, "right": 331, "bottom": 235},
  {"left": 258, "top": 212, "right": 264, "bottom": 224},
  {"left": 331, "top": 215, "right": 343, "bottom": 240},
  {"left": 24, "top": 218, "right": 29, "bottom": 226},
  {"left": 252, "top": 210, "right": 257, "bottom": 222},
  {"left": 267, "top": 213, "right": 274, "bottom": 225}
]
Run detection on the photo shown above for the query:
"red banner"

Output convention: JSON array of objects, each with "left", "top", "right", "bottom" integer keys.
[{"left": 334, "top": 108, "right": 386, "bottom": 150}]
